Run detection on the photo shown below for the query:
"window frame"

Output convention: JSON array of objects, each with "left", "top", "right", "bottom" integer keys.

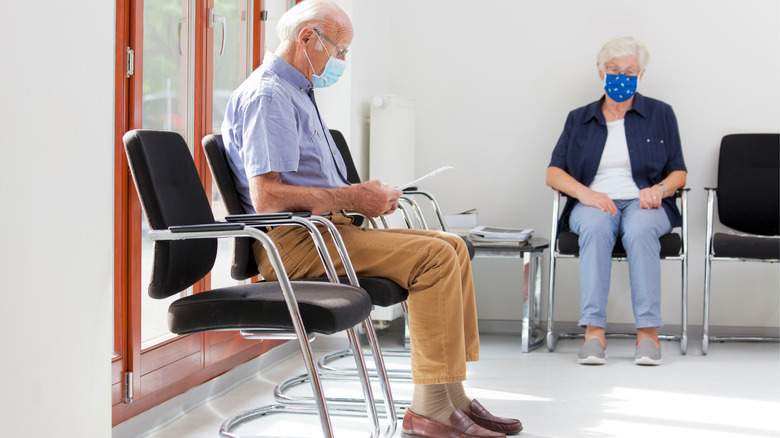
[{"left": 112, "top": 0, "right": 275, "bottom": 426}]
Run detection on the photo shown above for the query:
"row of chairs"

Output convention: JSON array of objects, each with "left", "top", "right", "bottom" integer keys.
[
  {"left": 125, "top": 130, "right": 404, "bottom": 438},
  {"left": 126, "top": 128, "right": 467, "bottom": 437},
  {"left": 547, "top": 133, "right": 779, "bottom": 355}
]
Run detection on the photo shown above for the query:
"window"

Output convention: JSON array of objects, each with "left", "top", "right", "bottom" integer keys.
[{"left": 112, "top": 0, "right": 280, "bottom": 425}]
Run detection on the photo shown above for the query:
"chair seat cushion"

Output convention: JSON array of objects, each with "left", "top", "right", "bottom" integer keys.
[
  {"left": 297, "top": 276, "right": 408, "bottom": 307},
  {"left": 557, "top": 231, "right": 682, "bottom": 257},
  {"left": 168, "top": 281, "right": 372, "bottom": 336},
  {"left": 712, "top": 232, "right": 780, "bottom": 260}
]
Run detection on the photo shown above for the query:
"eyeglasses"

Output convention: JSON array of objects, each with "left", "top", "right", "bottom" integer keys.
[
  {"left": 313, "top": 28, "right": 349, "bottom": 58},
  {"left": 604, "top": 64, "right": 641, "bottom": 77}
]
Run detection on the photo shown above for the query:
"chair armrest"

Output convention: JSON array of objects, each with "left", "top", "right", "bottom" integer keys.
[
  {"left": 169, "top": 223, "right": 246, "bottom": 233},
  {"left": 399, "top": 189, "right": 448, "bottom": 231},
  {"left": 225, "top": 211, "right": 311, "bottom": 223},
  {"left": 152, "top": 215, "right": 351, "bottom": 288}
]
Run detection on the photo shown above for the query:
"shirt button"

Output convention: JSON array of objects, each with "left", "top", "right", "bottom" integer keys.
[
  {"left": 647, "top": 139, "right": 651, "bottom": 142},
  {"left": 660, "top": 140, "right": 664, "bottom": 144}
]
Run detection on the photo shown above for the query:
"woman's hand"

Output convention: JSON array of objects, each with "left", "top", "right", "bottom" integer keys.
[
  {"left": 578, "top": 188, "right": 618, "bottom": 216},
  {"left": 639, "top": 185, "right": 665, "bottom": 209}
]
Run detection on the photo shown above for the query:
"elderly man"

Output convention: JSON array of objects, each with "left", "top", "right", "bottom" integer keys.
[{"left": 221, "top": 1, "right": 522, "bottom": 436}]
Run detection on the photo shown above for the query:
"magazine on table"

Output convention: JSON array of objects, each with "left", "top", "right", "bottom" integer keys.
[{"left": 468, "top": 225, "right": 534, "bottom": 244}]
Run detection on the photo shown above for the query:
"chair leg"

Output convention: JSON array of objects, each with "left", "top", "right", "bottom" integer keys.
[
  {"left": 546, "top": 254, "right": 558, "bottom": 351},
  {"left": 703, "top": 255, "right": 713, "bottom": 355},
  {"left": 274, "top": 317, "right": 405, "bottom": 428},
  {"left": 346, "top": 326, "right": 381, "bottom": 438},
  {"left": 680, "top": 256, "right": 688, "bottom": 355},
  {"left": 221, "top": 323, "right": 336, "bottom": 438}
]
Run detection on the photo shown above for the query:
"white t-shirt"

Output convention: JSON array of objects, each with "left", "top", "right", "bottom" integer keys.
[{"left": 588, "top": 119, "right": 640, "bottom": 199}]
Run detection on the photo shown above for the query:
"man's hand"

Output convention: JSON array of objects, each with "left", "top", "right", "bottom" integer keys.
[{"left": 349, "top": 180, "right": 402, "bottom": 217}]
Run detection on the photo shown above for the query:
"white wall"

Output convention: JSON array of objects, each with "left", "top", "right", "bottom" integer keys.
[
  {"left": 323, "top": 0, "right": 780, "bottom": 330},
  {"left": 0, "top": 2, "right": 114, "bottom": 436}
]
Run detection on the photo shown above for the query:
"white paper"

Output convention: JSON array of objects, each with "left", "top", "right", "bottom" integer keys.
[
  {"left": 469, "top": 225, "right": 534, "bottom": 240},
  {"left": 396, "top": 166, "right": 453, "bottom": 190}
]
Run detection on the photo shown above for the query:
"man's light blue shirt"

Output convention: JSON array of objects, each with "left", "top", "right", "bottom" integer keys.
[{"left": 221, "top": 51, "right": 349, "bottom": 214}]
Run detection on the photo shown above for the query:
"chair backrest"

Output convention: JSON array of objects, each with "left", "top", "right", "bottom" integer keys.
[
  {"left": 123, "top": 130, "right": 218, "bottom": 299},
  {"left": 202, "top": 134, "right": 261, "bottom": 280},
  {"left": 717, "top": 133, "right": 779, "bottom": 236},
  {"left": 329, "top": 129, "right": 362, "bottom": 184}
]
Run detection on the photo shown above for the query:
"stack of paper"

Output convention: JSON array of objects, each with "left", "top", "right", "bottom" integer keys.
[{"left": 468, "top": 225, "right": 533, "bottom": 245}]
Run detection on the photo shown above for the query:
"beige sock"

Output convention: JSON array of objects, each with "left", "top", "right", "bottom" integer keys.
[
  {"left": 445, "top": 382, "right": 473, "bottom": 414},
  {"left": 409, "top": 383, "right": 455, "bottom": 426}
]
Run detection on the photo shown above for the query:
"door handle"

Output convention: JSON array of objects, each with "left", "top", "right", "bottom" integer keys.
[
  {"left": 209, "top": 8, "right": 227, "bottom": 56},
  {"left": 177, "top": 19, "right": 185, "bottom": 55}
]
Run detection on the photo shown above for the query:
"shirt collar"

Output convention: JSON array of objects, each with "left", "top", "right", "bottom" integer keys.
[
  {"left": 583, "top": 93, "right": 649, "bottom": 124},
  {"left": 265, "top": 51, "right": 313, "bottom": 93}
]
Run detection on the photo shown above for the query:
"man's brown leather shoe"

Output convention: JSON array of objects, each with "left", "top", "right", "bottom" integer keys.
[
  {"left": 466, "top": 399, "right": 523, "bottom": 434},
  {"left": 402, "top": 409, "right": 506, "bottom": 438}
]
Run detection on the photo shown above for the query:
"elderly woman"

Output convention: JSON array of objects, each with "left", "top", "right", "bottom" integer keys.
[{"left": 546, "top": 36, "right": 687, "bottom": 366}]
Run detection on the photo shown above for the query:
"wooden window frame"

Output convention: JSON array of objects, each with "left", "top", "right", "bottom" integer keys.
[{"left": 112, "top": 0, "right": 277, "bottom": 426}]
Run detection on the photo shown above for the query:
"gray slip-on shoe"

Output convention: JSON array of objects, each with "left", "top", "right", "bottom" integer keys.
[
  {"left": 578, "top": 338, "right": 607, "bottom": 365},
  {"left": 634, "top": 339, "right": 663, "bottom": 365}
]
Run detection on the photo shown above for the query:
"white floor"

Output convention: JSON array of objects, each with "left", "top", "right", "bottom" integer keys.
[{"left": 130, "top": 329, "right": 780, "bottom": 438}]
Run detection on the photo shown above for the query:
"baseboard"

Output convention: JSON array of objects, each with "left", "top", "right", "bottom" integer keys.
[
  {"left": 477, "top": 319, "right": 780, "bottom": 339},
  {"left": 112, "top": 340, "right": 299, "bottom": 438}
]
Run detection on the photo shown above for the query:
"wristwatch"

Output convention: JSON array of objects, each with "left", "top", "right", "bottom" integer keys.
[{"left": 655, "top": 183, "right": 667, "bottom": 198}]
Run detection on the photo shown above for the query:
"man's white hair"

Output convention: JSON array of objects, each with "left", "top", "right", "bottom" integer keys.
[
  {"left": 277, "top": 0, "right": 350, "bottom": 45},
  {"left": 597, "top": 36, "right": 650, "bottom": 72}
]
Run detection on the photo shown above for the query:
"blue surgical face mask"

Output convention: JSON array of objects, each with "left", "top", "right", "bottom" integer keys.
[
  {"left": 311, "top": 56, "right": 346, "bottom": 88},
  {"left": 304, "top": 40, "right": 347, "bottom": 88},
  {"left": 604, "top": 73, "right": 638, "bottom": 102}
]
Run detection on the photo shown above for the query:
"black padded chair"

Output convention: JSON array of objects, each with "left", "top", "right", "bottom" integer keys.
[
  {"left": 201, "top": 133, "right": 411, "bottom": 320},
  {"left": 703, "top": 133, "right": 780, "bottom": 354},
  {"left": 202, "top": 133, "right": 410, "bottom": 416},
  {"left": 546, "top": 189, "right": 689, "bottom": 354},
  {"left": 123, "top": 129, "right": 392, "bottom": 438}
]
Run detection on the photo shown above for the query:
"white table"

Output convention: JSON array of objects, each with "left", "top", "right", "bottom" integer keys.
[{"left": 469, "top": 237, "right": 549, "bottom": 352}]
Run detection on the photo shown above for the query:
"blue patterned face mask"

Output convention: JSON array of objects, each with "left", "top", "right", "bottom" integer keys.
[{"left": 604, "top": 73, "right": 638, "bottom": 102}]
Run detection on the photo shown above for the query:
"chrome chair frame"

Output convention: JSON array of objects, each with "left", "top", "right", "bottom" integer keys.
[
  {"left": 546, "top": 189, "right": 689, "bottom": 354},
  {"left": 127, "top": 129, "right": 395, "bottom": 438},
  {"left": 201, "top": 133, "right": 405, "bottom": 422},
  {"left": 702, "top": 188, "right": 780, "bottom": 354},
  {"left": 155, "top": 218, "right": 391, "bottom": 438}
]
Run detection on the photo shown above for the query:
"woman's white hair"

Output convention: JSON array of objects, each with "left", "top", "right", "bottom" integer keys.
[
  {"left": 597, "top": 36, "right": 650, "bottom": 72},
  {"left": 277, "top": 0, "right": 350, "bottom": 45}
]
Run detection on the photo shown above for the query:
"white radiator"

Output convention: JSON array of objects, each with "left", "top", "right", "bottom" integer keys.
[{"left": 369, "top": 95, "right": 416, "bottom": 186}]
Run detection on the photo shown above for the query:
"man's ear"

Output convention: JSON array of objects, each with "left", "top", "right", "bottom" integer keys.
[{"left": 298, "top": 27, "right": 315, "bottom": 47}]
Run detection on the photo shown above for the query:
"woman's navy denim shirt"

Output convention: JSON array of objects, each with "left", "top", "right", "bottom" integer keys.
[{"left": 549, "top": 93, "right": 687, "bottom": 232}]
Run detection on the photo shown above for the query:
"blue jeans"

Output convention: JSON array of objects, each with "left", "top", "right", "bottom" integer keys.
[{"left": 569, "top": 199, "right": 671, "bottom": 329}]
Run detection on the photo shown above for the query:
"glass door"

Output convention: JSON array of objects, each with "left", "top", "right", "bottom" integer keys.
[
  {"left": 140, "top": 0, "right": 194, "bottom": 348},
  {"left": 209, "top": 0, "right": 252, "bottom": 289},
  {"left": 113, "top": 0, "right": 268, "bottom": 425}
]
